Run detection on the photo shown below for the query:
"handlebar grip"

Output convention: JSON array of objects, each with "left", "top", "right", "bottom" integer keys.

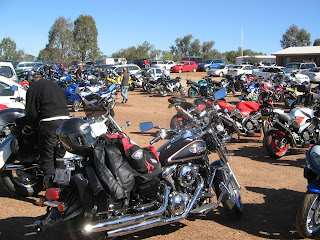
[{"left": 150, "top": 135, "right": 162, "bottom": 145}]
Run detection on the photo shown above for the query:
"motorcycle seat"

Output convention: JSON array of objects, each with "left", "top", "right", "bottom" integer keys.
[
  {"left": 277, "top": 112, "right": 295, "bottom": 123},
  {"left": 170, "top": 97, "right": 186, "bottom": 104}
]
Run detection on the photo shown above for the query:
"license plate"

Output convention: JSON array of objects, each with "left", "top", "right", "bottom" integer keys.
[{"left": 54, "top": 168, "right": 71, "bottom": 184}]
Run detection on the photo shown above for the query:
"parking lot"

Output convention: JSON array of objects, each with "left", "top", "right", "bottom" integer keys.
[{"left": 0, "top": 72, "right": 311, "bottom": 240}]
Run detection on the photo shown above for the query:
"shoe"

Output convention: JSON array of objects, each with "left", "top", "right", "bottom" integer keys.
[{"left": 43, "top": 174, "right": 55, "bottom": 189}]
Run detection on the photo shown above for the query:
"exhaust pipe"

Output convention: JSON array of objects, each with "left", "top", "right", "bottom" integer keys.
[
  {"left": 219, "top": 115, "right": 245, "bottom": 138},
  {"left": 85, "top": 179, "right": 204, "bottom": 238},
  {"left": 4, "top": 163, "right": 39, "bottom": 170}
]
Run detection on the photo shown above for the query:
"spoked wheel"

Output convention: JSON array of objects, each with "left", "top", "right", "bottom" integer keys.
[
  {"left": 179, "top": 86, "right": 186, "bottom": 96},
  {"left": 72, "top": 100, "right": 83, "bottom": 112},
  {"left": 213, "top": 169, "right": 244, "bottom": 219},
  {"left": 0, "top": 154, "right": 43, "bottom": 197},
  {"left": 188, "top": 87, "right": 198, "bottom": 98},
  {"left": 296, "top": 192, "right": 320, "bottom": 238},
  {"left": 170, "top": 113, "right": 189, "bottom": 129},
  {"left": 263, "top": 130, "right": 288, "bottom": 159},
  {"left": 159, "top": 87, "right": 168, "bottom": 97}
]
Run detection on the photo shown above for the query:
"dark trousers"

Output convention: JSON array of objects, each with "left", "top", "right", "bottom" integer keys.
[{"left": 38, "top": 120, "right": 66, "bottom": 175}]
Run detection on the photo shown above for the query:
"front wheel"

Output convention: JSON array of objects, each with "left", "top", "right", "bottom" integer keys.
[
  {"left": 193, "top": 68, "right": 197, "bottom": 72},
  {"left": 72, "top": 100, "right": 83, "bottom": 112},
  {"left": 188, "top": 87, "right": 198, "bottom": 98},
  {"left": 129, "top": 83, "right": 135, "bottom": 91},
  {"left": 213, "top": 169, "right": 244, "bottom": 218},
  {"left": 219, "top": 72, "right": 224, "bottom": 77},
  {"left": 179, "top": 86, "right": 186, "bottom": 96},
  {"left": 0, "top": 153, "right": 43, "bottom": 197},
  {"left": 158, "top": 87, "right": 168, "bottom": 97},
  {"left": 263, "top": 130, "right": 288, "bottom": 159},
  {"left": 178, "top": 68, "right": 182, "bottom": 73},
  {"left": 296, "top": 192, "right": 320, "bottom": 238}
]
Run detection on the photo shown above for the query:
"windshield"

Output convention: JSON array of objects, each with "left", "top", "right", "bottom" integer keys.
[
  {"left": 281, "top": 68, "right": 293, "bottom": 73},
  {"left": 232, "top": 65, "right": 243, "bottom": 69},
  {"left": 310, "top": 67, "right": 320, "bottom": 73},
  {"left": 175, "top": 62, "right": 183, "bottom": 65},
  {"left": 286, "top": 64, "right": 299, "bottom": 69}
]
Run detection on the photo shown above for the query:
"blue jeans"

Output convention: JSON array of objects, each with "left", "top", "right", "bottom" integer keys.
[{"left": 121, "top": 86, "right": 129, "bottom": 102}]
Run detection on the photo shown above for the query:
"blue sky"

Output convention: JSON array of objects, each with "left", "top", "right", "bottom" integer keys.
[{"left": 1, "top": 0, "right": 319, "bottom": 58}]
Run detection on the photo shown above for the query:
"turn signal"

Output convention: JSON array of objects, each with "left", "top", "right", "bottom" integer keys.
[{"left": 45, "top": 188, "right": 60, "bottom": 200}]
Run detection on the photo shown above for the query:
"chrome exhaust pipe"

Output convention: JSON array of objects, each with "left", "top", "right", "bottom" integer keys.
[
  {"left": 106, "top": 178, "right": 204, "bottom": 238},
  {"left": 85, "top": 186, "right": 169, "bottom": 233},
  {"left": 220, "top": 115, "right": 245, "bottom": 137},
  {"left": 4, "top": 163, "right": 39, "bottom": 170}
]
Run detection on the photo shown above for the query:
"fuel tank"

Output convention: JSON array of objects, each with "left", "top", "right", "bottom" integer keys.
[{"left": 158, "top": 138, "right": 207, "bottom": 166}]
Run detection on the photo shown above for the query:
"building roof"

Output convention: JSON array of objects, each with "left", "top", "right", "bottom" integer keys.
[
  {"left": 236, "top": 55, "right": 276, "bottom": 59},
  {"left": 272, "top": 46, "right": 320, "bottom": 56}
]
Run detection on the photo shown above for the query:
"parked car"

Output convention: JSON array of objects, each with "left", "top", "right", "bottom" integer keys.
[
  {"left": 107, "top": 64, "right": 141, "bottom": 74},
  {"left": 0, "top": 76, "right": 26, "bottom": 108},
  {"left": 151, "top": 60, "right": 176, "bottom": 70},
  {"left": 15, "top": 61, "right": 42, "bottom": 75},
  {"left": 253, "top": 66, "right": 294, "bottom": 79},
  {"left": 133, "top": 67, "right": 165, "bottom": 80},
  {"left": 198, "top": 59, "right": 226, "bottom": 71},
  {"left": 227, "top": 65, "right": 258, "bottom": 77},
  {"left": 303, "top": 67, "right": 320, "bottom": 83},
  {"left": 286, "top": 61, "right": 317, "bottom": 74},
  {"left": 0, "top": 61, "right": 19, "bottom": 82},
  {"left": 207, "top": 64, "right": 235, "bottom": 77},
  {"left": 170, "top": 61, "right": 197, "bottom": 73}
]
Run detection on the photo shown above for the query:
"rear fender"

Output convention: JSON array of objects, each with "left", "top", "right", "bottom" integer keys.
[{"left": 0, "top": 135, "right": 14, "bottom": 169}]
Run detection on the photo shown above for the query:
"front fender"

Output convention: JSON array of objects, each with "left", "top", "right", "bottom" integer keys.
[
  {"left": 307, "top": 178, "right": 320, "bottom": 194},
  {"left": 0, "top": 135, "right": 14, "bottom": 169}
]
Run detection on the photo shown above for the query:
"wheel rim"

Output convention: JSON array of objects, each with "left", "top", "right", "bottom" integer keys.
[
  {"left": 188, "top": 88, "right": 197, "bottom": 98},
  {"left": 219, "top": 72, "right": 224, "bottom": 77},
  {"left": 179, "top": 69, "right": 182, "bottom": 73},
  {"left": 306, "top": 195, "right": 320, "bottom": 234},
  {"left": 269, "top": 132, "right": 288, "bottom": 156}
]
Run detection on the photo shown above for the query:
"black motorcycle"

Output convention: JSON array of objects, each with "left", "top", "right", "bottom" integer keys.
[
  {"left": 158, "top": 76, "right": 186, "bottom": 97},
  {"left": 27, "top": 102, "right": 243, "bottom": 239}
]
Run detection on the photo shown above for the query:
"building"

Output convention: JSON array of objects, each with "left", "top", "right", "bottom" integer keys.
[
  {"left": 272, "top": 46, "right": 320, "bottom": 67},
  {"left": 235, "top": 55, "right": 276, "bottom": 65}
]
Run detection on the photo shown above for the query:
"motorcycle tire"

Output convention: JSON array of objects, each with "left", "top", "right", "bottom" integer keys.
[
  {"left": 263, "top": 130, "right": 288, "bottom": 159},
  {"left": 159, "top": 87, "right": 168, "bottom": 97},
  {"left": 188, "top": 87, "right": 198, "bottom": 98},
  {"left": 213, "top": 169, "right": 244, "bottom": 219},
  {"left": 296, "top": 191, "right": 320, "bottom": 238},
  {"left": 170, "top": 113, "right": 189, "bottom": 129},
  {"left": 129, "top": 83, "right": 135, "bottom": 91},
  {"left": 0, "top": 154, "right": 43, "bottom": 197},
  {"left": 72, "top": 100, "right": 83, "bottom": 112},
  {"left": 179, "top": 86, "right": 186, "bottom": 96}
]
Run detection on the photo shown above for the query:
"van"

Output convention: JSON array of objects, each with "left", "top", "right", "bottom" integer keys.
[
  {"left": 114, "top": 58, "right": 127, "bottom": 65},
  {"left": 0, "top": 61, "right": 19, "bottom": 83},
  {"left": 95, "top": 58, "right": 115, "bottom": 65}
]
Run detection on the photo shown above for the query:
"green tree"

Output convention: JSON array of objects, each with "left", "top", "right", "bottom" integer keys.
[
  {"left": 73, "top": 15, "right": 100, "bottom": 62},
  {"left": 313, "top": 38, "right": 320, "bottom": 46},
  {"left": 170, "top": 34, "right": 194, "bottom": 60},
  {"left": 280, "top": 24, "right": 311, "bottom": 49},
  {"left": 0, "top": 37, "right": 19, "bottom": 61},
  {"left": 48, "top": 17, "right": 74, "bottom": 63}
]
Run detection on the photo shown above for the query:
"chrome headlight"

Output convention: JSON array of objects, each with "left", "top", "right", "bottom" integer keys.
[{"left": 308, "top": 145, "right": 320, "bottom": 174}]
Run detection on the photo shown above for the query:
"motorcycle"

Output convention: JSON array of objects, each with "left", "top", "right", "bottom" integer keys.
[
  {"left": 262, "top": 104, "right": 320, "bottom": 159},
  {"left": 26, "top": 93, "right": 243, "bottom": 239},
  {"left": 186, "top": 77, "right": 220, "bottom": 98},
  {"left": 158, "top": 76, "right": 186, "bottom": 97},
  {"left": 240, "top": 82, "right": 260, "bottom": 102},
  {"left": 296, "top": 142, "right": 320, "bottom": 238}
]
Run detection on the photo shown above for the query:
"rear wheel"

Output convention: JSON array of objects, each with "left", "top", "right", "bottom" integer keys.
[
  {"left": 213, "top": 169, "right": 244, "bottom": 218},
  {"left": 219, "top": 72, "right": 224, "bottom": 77},
  {"left": 296, "top": 192, "right": 320, "bottom": 238},
  {"left": 159, "top": 87, "right": 168, "bottom": 97},
  {"left": 129, "top": 83, "right": 135, "bottom": 91},
  {"left": 0, "top": 153, "right": 43, "bottom": 197},
  {"left": 263, "top": 130, "right": 288, "bottom": 159},
  {"left": 72, "top": 100, "right": 83, "bottom": 112},
  {"left": 188, "top": 87, "right": 198, "bottom": 98}
]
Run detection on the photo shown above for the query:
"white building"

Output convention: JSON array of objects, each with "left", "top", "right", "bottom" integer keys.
[{"left": 235, "top": 55, "right": 276, "bottom": 65}]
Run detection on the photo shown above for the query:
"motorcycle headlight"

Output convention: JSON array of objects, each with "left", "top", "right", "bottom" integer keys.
[{"left": 308, "top": 145, "right": 320, "bottom": 174}]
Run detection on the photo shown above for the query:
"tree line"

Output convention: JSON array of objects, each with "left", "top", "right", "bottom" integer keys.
[{"left": 0, "top": 15, "right": 319, "bottom": 64}]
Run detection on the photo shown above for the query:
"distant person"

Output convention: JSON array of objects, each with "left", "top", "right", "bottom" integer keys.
[
  {"left": 48, "top": 63, "right": 56, "bottom": 79},
  {"left": 75, "top": 65, "right": 83, "bottom": 80},
  {"left": 120, "top": 68, "right": 129, "bottom": 103},
  {"left": 143, "top": 59, "right": 149, "bottom": 68}
]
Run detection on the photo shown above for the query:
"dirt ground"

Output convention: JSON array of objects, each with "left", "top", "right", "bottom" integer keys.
[{"left": 0, "top": 72, "right": 312, "bottom": 240}]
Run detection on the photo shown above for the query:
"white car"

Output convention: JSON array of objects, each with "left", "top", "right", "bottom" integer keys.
[
  {"left": 303, "top": 67, "right": 320, "bottom": 83},
  {"left": 254, "top": 66, "right": 294, "bottom": 79},
  {"left": 133, "top": 67, "right": 165, "bottom": 80},
  {"left": 0, "top": 76, "right": 26, "bottom": 109},
  {"left": 207, "top": 64, "right": 235, "bottom": 77},
  {"left": 0, "top": 61, "right": 19, "bottom": 82},
  {"left": 152, "top": 60, "right": 176, "bottom": 70},
  {"left": 227, "top": 65, "right": 258, "bottom": 77}
]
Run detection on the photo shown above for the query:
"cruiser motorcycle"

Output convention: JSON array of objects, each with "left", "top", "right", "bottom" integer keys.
[
  {"left": 262, "top": 105, "right": 320, "bottom": 159},
  {"left": 296, "top": 142, "right": 320, "bottom": 238},
  {"left": 26, "top": 96, "right": 243, "bottom": 239}
]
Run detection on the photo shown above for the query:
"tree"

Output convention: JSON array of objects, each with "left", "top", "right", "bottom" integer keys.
[
  {"left": 170, "top": 34, "right": 194, "bottom": 60},
  {"left": 280, "top": 24, "right": 311, "bottom": 49},
  {"left": 48, "top": 17, "right": 74, "bottom": 63},
  {"left": 73, "top": 15, "right": 100, "bottom": 62},
  {"left": 0, "top": 37, "right": 19, "bottom": 61},
  {"left": 314, "top": 39, "right": 320, "bottom": 46}
]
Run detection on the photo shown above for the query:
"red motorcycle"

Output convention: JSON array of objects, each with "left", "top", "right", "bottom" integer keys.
[{"left": 215, "top": 99, "right": 273, "bottom": 138}]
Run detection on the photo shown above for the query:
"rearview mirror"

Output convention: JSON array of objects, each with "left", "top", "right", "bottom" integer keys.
[
  {"left": 11, "top": 85, "right": 18, "bottom": 91},
  {"left": 139, "top": 122, "right": 153, "bottom": 132}
]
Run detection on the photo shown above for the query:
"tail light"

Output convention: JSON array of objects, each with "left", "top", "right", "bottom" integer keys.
[
  {"left": 168, "top": 98, "right": 173, "bottom": 103},
  {"left": 186, "top": 80, "right": 191, "bottom": 84},
  {"left": 45, "top": 188, "right": 60, "bottom": 200}
]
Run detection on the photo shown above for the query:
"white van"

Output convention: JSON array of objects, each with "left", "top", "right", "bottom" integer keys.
[{"left": 0, "top": 61, "right": 19, "bottom": 83}]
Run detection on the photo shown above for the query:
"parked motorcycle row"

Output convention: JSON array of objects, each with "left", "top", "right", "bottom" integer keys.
[{"left": 2, "top": 68, "right": 320, "bottom": 238}]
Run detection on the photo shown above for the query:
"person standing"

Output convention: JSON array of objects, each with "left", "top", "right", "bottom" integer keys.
[
  {"left": 25, "top": 73, "right": 69, "bottom": 188},
  {"left": 120, "top": 68, "right": 129, "bottom": 103}
]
